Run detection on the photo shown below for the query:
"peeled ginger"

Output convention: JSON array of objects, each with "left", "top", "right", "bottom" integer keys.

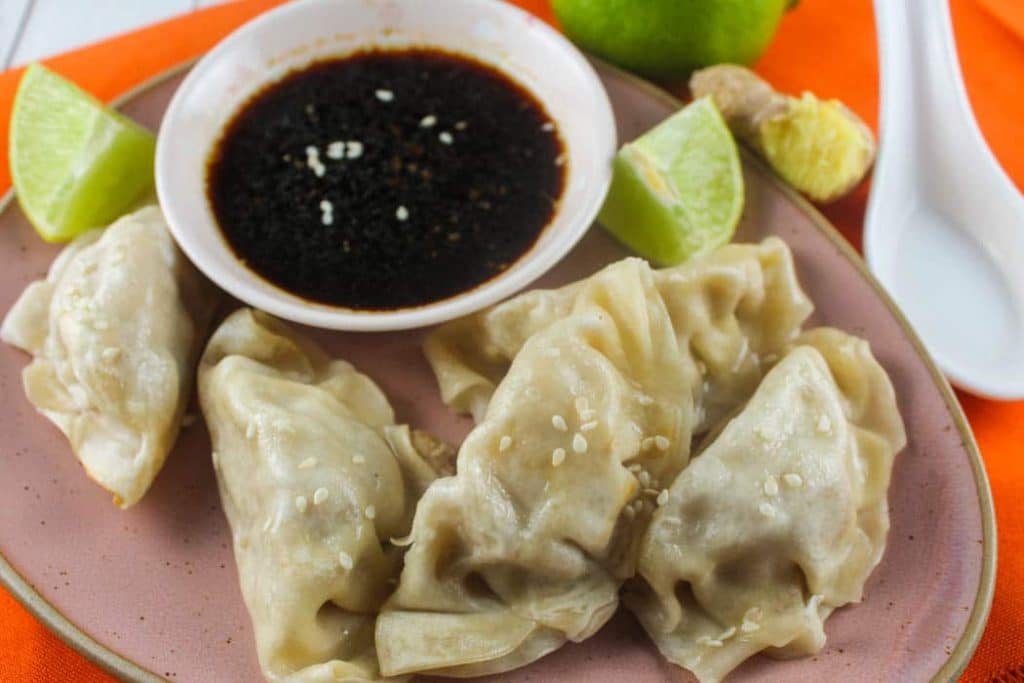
[{"left": 691, "top": 64, "right": 875, "bottom": 203}]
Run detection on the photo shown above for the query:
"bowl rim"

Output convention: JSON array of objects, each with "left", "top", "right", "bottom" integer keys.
[{"left": 154, "top": 0, "right": 617, "bottom": 331}]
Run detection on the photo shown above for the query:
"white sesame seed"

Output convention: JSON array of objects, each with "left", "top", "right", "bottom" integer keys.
[
  {"left": 338, "top": 551, "right": 354, "bottom": 570},
  {"left": 637, "top": 394, "right": 655, "bottom": 406},
  {"left": 295, "top": 496, "right": 308, "bottom": 513},
  {"left": 321, "top": 214, "right": 333, "bottom": 225},
  {"left": 326, "top": 141, "right": 345, "bottom": 159},
  {"left": 629, "top": 421, "right": 643, "bottom": 434},
  {"left": 638, "top": 471, "right": 652, "bottom": 488},
  {"left": 396, "top": 205, "right": 410, "bottom": 221},
  {"left": 579, "top": 409, "right": 597, "bottom": 421},
  {"left": 389, "top": 534, "right": 413, "bottom": 547},
  {"left": 759, "top": 502, "right": 776, "bottom": 518},
  {"left": 499, "top": 435, "right": 512, "bottom": 452},
  {"left": 101, "top": 347, "right": 121, "bottom": 361},
  {"left": 628, "top": 463, "right": 643, "bottom": 473},
  {"left": 375, "top": 89, "right": 394, "bottom": 102},
  {"left": 696, "top": 636, "right": 724, "bottom": 648},
  {"left": 365, "top": 505, "right": 376, "bottom": 520},
  {"left": 345, "top": 140, "right": 363, "bottom": 159},
  {"left": 719, "top": 626, "right": 737, "bottom": 640},
  {"left": 313, "top": 487, "right": 329, "bottom": 505},
  {"left": 783, "top": 473, "right": 804, "bottom": 488},
  {"left": 245, "top": 421, "right": 256, "bottom": 439},
  {"left": 817, "top": 414, "right": 832, "bottom": 433},
  {"left": 744, "top": 606, "right": 763, "bottom": 622},
  {"left": 572, "top": 433, "right": 588, "bottom": 453},
  {"left": 541, "top": 122, "right": 554, "bottom": 132},
  {"left": 352, "top": 454, "right": 366, "bottom": 465},
  {"left": 439, "top": 131, "right": 454, "bottom": 145},
  {"left": 551, "top": 448, "right": 566, "bottom": 467},
  {"left": 764, "top": 475, "right": 779, "bottom": 497},
  {"left": 320, "top": 199, "right": 333, "bottom": 211},
  {"left": 455, "top": 120, "right": 468, "bottom": 130},
  {"left": 262, "top": 516, "right": 273, "bottom": 532},
  {"left": 543, "top": 347, "right": 561, "bottom": 357},
  {"left": 551, "top": 415, "right": 568, "bottom": 431},
  {"left": 653, "top": 435, "right": 670, "bottom": 451},
  {"left": 305, "top": 146, "right": 327, "bottom": 175},
  {"left": 580, "top": 420, "right": 598, "bottom": 432},
  {"left": 656, "top": 489, "right": 670, "bottom": 506},
  {"left": 298, "top": 457, "right": 317, "bottom": 469},
  {"left": 641, "top": 437, "right": 656, "bottom": 450},
  {"left": 740, "top": 619, "right": 761, "bottom": 633},
  {"left": 419, "top": 114, "right": 437, "bottom": 128}
]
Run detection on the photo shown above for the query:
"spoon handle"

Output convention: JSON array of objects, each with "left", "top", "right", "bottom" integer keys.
[{"left": 872, "top": 0, "right": 1001, "bottom": 188}]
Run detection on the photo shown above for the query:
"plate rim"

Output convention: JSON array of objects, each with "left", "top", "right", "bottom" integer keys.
[{"left": 0, "top": 57, "right": 995, "bottom": 683}]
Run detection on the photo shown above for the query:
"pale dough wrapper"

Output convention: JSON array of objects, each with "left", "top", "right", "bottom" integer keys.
[
  {"left": 199, "top": 308, "right": 453, "bottom": 682},
  {"left": 0, "top": 205, "right": 213, "bottom": 507},
  {"left": 378, "top": 241, "right": 813, "bottom": 677},
  {"left": 424, "top": 237, "right": 813, "bottom": 433},
  {"left": 625, "top": 330, "right": 905, "bottom": 683}
]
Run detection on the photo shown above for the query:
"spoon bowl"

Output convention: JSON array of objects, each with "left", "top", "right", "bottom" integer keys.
[{"left": 866, "top": 0, "right": 1024, "bottom": 399}]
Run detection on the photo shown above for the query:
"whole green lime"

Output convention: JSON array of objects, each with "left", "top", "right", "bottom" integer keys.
[{"left": 552, "top": 0, "right": 794, "bottom": 80}]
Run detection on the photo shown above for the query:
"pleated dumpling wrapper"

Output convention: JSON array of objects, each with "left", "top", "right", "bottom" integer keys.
[
  {"left": 0, "top": 205, "right": 213, "bottom": 507},
  {"left": 425, "top": 237, "right": 812, "bottom": 435},
  {"left": 625, "top": 328, "right": 906, "bottom": 683},
  {"left": 199, "top": 309, "right": 454, "bottom": 683},
  {"left": 376, "top": 244, "right": 812, "bottom": 678}
]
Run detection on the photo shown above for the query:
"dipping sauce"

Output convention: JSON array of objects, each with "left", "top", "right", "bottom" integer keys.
[{"left": 206, "top": 49, "right": 566, "bottom": 310}]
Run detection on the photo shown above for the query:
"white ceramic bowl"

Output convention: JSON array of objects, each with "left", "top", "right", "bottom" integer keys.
[{"left": 156, "top": 0, "right": 616, "bottom": 331}]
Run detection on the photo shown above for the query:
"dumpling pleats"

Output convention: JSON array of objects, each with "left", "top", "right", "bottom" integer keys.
[
  {"left": 1, "top": 205, "right": 213, "bottom": 507},
  {"left": 424, "top": 237, "right": 813, "bottom": 433}
]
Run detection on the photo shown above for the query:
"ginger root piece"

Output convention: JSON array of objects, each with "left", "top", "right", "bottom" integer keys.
[{"left": 691, "top": 64, "right": 875, "bottom": 203}]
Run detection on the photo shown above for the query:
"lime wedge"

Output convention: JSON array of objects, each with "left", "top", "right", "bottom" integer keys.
[
  {"left": 598, "top": 96, "right": 743, "bottom": 266},
  {"left": 9, "top": 64, "right": 156, "bottom": 242}
]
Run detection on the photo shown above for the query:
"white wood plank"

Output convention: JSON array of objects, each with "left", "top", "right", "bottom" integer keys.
[
  {"left": 1, "top": 0, "right": 33, "bottom": 69},
  {"left": 10, "top": 0, "right": 192, "bottom": 67}
]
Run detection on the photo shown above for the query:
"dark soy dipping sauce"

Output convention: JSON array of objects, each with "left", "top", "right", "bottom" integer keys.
[{"left": 207, "top": 49, "right": 566, "bottom": 310}]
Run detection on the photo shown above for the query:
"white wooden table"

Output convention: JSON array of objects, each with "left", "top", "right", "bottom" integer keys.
[{"left": 1, "top": 0, "right": 232, "bottom": 70}]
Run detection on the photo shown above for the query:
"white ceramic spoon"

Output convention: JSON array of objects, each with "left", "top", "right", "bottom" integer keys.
[{"left": 867, "top": 0, "right": 1024, "bottom": 399}]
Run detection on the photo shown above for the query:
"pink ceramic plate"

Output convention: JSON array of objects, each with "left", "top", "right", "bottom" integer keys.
[{"left": 0, "top": 62, "right": 994, "bottom": 683}]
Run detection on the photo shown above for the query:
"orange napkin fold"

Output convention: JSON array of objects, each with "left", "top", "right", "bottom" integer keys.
[{"left": 0, "top": 0, "right": 1021, "bottom": 681}]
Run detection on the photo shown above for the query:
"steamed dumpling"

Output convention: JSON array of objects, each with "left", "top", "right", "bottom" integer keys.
[
  {"left": 425, "top": 237, "right": 812, "bottom": 432},
  {"left": 624, "top": 329, "right": 906, "bottom": 683},
  {"left": 378, "top": 242, "right": 814, "bottom": 677},
  {"left": 0, "top": 205, "right": 213, "bottom": 507},
  {"left": 199, "top": 309, "right": 453, "bottom": 682}
]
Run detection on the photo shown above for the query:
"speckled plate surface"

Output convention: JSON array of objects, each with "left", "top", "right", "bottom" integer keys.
[{"left": 0, "top": 61, "right": 994, "bottom": 683}]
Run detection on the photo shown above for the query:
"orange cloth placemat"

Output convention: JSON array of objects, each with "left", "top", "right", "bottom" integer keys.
[{"left": 0, "top": 0, "right": 1020, "bottom": 681}]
